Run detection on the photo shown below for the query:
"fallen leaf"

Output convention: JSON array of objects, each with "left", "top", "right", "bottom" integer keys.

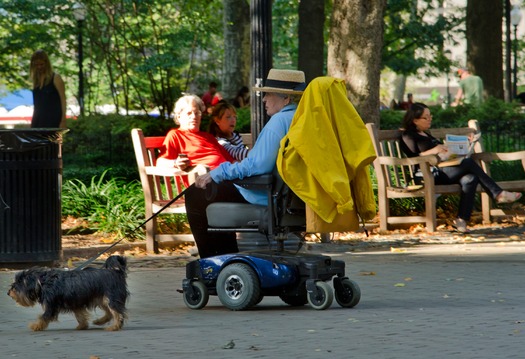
[
  {"left": 359, "top": 271, "right": 376, "bottom": 276},
  {"left": 394, "top": 283, "right": 405, "bottom": 287},
  {"left": 390, "top": 247, "right": 407, "bottom": 253}
]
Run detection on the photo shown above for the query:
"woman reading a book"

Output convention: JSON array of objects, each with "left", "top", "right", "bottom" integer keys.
[{"left": 400, "top": 102, "right": 522, "bottom": 233}]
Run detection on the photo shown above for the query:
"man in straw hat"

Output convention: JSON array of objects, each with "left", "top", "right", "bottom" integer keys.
[{"left": 185, "top": 68, "right": 307, "bottom": 258}]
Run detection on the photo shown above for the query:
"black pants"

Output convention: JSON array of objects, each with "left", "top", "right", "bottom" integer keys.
[
  {"left": 435, "top": 157, "right": 503, "bottom": 220},
  {"left": 184, "top": 182, "right": 248, "bottom": 258}
]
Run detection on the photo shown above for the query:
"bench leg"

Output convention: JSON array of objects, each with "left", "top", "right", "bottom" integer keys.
[
  {"left": 145, "top": 215, "right": 159, "bottom": 254},
  {"left": 378, "top": 191, "right": 389, "bottom": 232},
  {"left": 481, "top": 192, "right": 491, "bottom": 224},
  {"left": 424, "top": 191, "right": 437, "bottom": 232}
]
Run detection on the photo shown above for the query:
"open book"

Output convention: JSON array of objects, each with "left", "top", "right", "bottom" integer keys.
[{"left": 438, "top": 132, "right": 481, "bottom": 166}]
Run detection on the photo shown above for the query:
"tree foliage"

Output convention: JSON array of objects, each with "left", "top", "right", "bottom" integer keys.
[
  {"left": 0, "top": 0, "right": 223, "bottom": 117},
  {"left": 0, "top": 0, "right": 505, "bottom": 117},
  {"left": 383, "top": 0, "right": 463, "bottom": 77},
  {"left": 0, "top": 0, "right": 77, "bottom": 90}
]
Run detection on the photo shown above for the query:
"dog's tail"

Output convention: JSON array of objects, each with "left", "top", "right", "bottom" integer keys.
[{"left": 103, "top": 255, "right": 128, "bottom": 275}]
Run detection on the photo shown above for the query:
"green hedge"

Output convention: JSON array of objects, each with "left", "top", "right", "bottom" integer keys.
[
  {"left": 379, "top": 97, "right": 525, "bottom": 130},
  {"left": 63, "top": 98, "right": 525, "bottom": 184}
]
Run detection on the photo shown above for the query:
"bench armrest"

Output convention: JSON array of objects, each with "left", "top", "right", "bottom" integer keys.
[
  {"left": 376, "top": 154, "right": 439, "bottom": 167},
  {"left": 472, "top": 150, "right": 525, "bottom": 163},
  {"left": 145, "top": 166, "right": 187, "bottom": 177}
]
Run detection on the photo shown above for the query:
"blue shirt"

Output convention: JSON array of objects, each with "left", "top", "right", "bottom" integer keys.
[{"left": 210, "top": 104, "right": 297, "bottom": 205}]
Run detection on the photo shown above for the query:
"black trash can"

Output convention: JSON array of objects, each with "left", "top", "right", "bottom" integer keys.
[{"left": 0, "top": 129, "right": 66, "bottom": 263}]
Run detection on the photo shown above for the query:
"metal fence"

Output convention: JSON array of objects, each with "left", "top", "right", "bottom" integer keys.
[{"left": 477, "top": 119, "right": 525, "bottom": 152}]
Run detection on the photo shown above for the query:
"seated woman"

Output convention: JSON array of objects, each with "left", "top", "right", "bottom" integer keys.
[
  {"left": 208, "top": 101, "right": 249, "bottom": 161},
  {"left": 157, "top": 94, "right": 235, "bottom": 178},
  {"left": 400, "top": 102, "right": 522, "bottom": 233}
]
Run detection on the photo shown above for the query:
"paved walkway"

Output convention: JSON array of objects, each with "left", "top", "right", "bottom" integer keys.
[{"left": 2, "top": 237, "right": 525, "bottom": 359}]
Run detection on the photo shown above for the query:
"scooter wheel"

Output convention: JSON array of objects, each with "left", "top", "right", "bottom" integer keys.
[
  {"left": 307, "top": 281, "right": 333, "bottom": 310},
  {"left": 217, "top": 263, "right": 261, "bottom": 311},
  {"left": 183, "top": 280, "right": 209, "bottom": 310},
  {"left": 334, "top": 278, "right": 361, "bottom": 308}
]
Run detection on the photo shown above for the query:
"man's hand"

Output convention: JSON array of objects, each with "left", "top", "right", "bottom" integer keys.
[{"left": 195, "top": 172, "right": 213, "bottom": 189}]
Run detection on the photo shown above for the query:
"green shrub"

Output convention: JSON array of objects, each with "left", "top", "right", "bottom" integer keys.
[
  {"left": 235, "top": 106, "right": 251, "bottom": 133},
  {"left": 62, "top": 170, "right": 190, "bottom": 238},
  {"left": 62, "top": 170, "right": 145, "bottom": 239}
]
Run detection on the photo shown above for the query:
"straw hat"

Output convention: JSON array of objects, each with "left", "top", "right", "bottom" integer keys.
[{"left": 253, "top": 69, "right": 306, "bottom": 95}]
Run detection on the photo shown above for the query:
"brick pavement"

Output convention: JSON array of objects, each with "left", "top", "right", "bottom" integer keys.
[{"left": 2, "top": 239, "right": 525, "bottom": 359}]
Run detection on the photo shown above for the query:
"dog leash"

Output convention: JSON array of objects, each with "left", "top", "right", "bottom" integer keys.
[{"left": 73, "top": 186, "right": 191, "bottom": 270}]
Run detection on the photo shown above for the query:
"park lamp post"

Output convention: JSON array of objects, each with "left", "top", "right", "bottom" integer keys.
[
  {"left": 73, "top": 2, "right": 86, "bottom": 116},
  {"left": 511, "top": 4, "right": 522, "bottom": 100}
]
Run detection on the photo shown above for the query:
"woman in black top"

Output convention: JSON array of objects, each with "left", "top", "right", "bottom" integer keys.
[
  {"left": 30, "top": 50, "right": 66, "bottom": 128},
  {"left": 400, "top": 103, "right": 522, "bottom": 233}
]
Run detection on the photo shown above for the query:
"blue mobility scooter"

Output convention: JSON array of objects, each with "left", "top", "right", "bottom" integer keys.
[{"left": 182, "top": 172, "right": 361, "bottom": 311}]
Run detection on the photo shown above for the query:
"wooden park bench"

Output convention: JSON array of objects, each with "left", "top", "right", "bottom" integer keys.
[
  {"left": 131, "top": 128, "right": 206, "bottom": 253},
  {"left": 366, "top": 119, "right": 525, "bottom": 232}
]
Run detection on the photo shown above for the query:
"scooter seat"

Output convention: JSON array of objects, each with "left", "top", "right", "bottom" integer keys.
[{"left": 207, "top": 202, "right": 268, "bottom": 228}]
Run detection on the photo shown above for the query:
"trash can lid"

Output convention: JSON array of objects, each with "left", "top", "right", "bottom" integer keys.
[{"left": 0, "top": 128, "right": 68, "bottom": 152}]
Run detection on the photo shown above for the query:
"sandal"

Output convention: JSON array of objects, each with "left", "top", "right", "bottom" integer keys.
[{"left": 496, "top": 191, "right": 523, "bottom": 204}]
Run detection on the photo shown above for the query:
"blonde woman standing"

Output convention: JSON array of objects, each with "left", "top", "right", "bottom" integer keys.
[{"left": 29, "top": 50, "right": 67, "bottom": 128}]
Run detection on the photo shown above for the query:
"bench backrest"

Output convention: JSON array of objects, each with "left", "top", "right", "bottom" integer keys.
[{"left": 131, "top": 128, "right": 186, "bottom": 210}]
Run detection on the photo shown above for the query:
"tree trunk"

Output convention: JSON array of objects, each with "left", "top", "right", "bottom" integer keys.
[
  {"left": 327, "top": 0, "right": 386, "bottom": 125},
  {"left": 392, "top": 75, "right": 407, "bottom": 104},
  {"left": 250, "top": 0, "right": 272, "bottom": 138},
  {"left": 466, "top": 0, "right": 503, "bottom": 99},
  {"left": 298, "top": 0, "right": 325, "bottom": 83},
  {"left": 222, "top": 0, "right": 251, "bottom": 101}
]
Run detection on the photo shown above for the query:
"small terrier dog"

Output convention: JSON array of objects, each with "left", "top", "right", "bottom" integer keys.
[{"left": 7, "top": 255, "right": 129, "bottom": 331}]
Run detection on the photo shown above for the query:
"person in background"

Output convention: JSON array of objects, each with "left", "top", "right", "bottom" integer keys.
[
  {"left": 232, "top": 86, "right": 250, "bottom": 108},
  {"left": 399, "top": 93, "right": 414, "bottom": 111},
  {"left": 399, "top": 102, "right": 522, "bottom": 234},
  {"left": 516, "top": 92, "right": 525, "bottom": 105},
  {"left": 201, "top": 81, "right": 222, "bottom": 114},
  {"left": 208, "top": 101, "right": 249, "bottom": 161},
  {"left": 451, "top": 68, "right": 484, "bottom": 107},
  {"left": 185, "top": 69, "right": 306, "bottom": 258},
  {"left": 30, "top": 50, "right": 67, "bottom": 128},
  {"left": 157, "top": 94, "right": 234, "bottom": 171}
]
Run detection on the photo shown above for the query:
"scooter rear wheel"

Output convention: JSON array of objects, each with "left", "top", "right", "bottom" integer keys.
[{"left": 217, "top": 263, "right": 261, "bottom": 311}]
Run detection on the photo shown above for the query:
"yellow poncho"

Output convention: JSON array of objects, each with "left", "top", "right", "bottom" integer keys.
[{"left": 276, "top": 77, "right": 376, "bottom": 231}]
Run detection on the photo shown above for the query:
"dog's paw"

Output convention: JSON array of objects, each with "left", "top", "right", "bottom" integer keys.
[
  {"left": 29, "top": 321, "right": 47, "bottom": 331},
  {"left": 93, "top": 317, "right": 111, "bottom": 326},
  {"left": 76, "top": 323, "right": 89, "bottom": 330},
  {"left": 105, "top": 325, "right": 123, "bottom": 331}
]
